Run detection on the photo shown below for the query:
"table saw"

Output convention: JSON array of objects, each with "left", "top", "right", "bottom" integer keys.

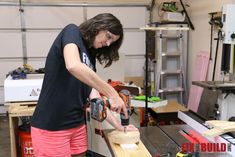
[
  {"left": 103, "top": 110, "right": 235, "bottom": 157},
  {"left": 193, "top": 81, "right": 235, "bottom": 120}
]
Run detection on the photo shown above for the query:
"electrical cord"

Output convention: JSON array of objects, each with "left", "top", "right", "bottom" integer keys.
[{"left": 212, "top": 30, "right": 222, "bottom": 81}]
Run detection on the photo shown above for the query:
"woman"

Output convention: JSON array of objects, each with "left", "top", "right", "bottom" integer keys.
[{"left": 31, "top": 13, "right": 137, "bottom": 157}]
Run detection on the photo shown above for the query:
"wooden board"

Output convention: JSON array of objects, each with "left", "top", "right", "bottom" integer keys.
[
  {"left": 7, "top": 101, "right": 36, "bottom": 157},
  {"left": 131, "top": 99, "right": 168, "bottom": 108},
  {"left": 107, "top": 133, "right": 151, "bottom": 157},
  {"left": 7, "top": 101, "right": 36, "bottom": 117},
  {"left": 203, "top": 120, "right": 235, "bottom": 137},
  {"left": 109, "top": 130, "right": 140, "bottom": 145},
  {"left": 151, "top": 100, "right": 187, "bottom": 113}
]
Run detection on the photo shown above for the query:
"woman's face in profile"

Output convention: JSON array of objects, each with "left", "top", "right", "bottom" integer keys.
[{"left": 93, "top": 30, "right": 120, "bottom": 49}]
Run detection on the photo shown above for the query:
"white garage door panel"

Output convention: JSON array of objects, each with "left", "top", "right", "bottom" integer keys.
[
  {"left": 0, "top": 6, "right": 21, "bottom": 28},
  {"left": 27, "top": 59, "right": 46, "bottom": 69},
  {"left": 124, "top": 56, "right": 145, "bottom": 76},
  {"left": 87, "top": 7, "right": 147, "bottom": 28},
  {"left": 119, "top": 31, "right": 145, "bottom": 55},
  {"left": 0, "top": 87, "right": 4, "bottom": 104},
  {"left": 24, "top": 6, "right": 84, "bottom": 28},
  {"left": 26, "top": 31, "right": 59, "bottom": 57},
  {"left": 0, "top": 60, "right": 23, "bottom": 86},
  {"left": 96, "top": 53, "right": 125, "bottom": 82},
  {"left": 0, "top": 32, "right": 23, "bottom": 57},
  {"left": 0, "top": 4, "right": 148, "bottom": 91}
]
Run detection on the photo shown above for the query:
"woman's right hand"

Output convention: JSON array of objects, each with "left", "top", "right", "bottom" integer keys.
[{"left": 108, "top": 96, "right": 128, "bottom": 118}]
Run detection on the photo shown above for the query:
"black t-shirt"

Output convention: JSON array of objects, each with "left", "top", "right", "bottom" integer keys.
[{"left": 31, "top": 24, "right": 96, "bottom": 131}]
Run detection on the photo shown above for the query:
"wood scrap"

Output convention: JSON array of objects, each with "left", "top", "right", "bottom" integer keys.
[
  {"left": 109, "top": 130, "right": 140, "bottom": 145},
  {"left": 107, "top": 131, "right": 151, "bottom": 157},
  {"left": 203, "top": 120, "right": 235, "bottom": 137}
]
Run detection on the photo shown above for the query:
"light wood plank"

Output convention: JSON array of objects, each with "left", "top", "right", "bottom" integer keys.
[
  {"left": 108, "top": 133, "right": 151, "bottom": 157},
  {"left": 151, "top": 100, "right": 187, "bottom": 113},
  {"left": 203, "top": 120, "right": 235, "bottom": 137}
]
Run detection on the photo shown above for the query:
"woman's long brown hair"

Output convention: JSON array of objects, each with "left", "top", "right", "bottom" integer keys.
[{"left": 79, "top": 13, "right": 123, "bottom": 68}]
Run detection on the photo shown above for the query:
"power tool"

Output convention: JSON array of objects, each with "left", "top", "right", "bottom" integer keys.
[{"left": 90, "top": 89, "right": 131, "bottom": 133}]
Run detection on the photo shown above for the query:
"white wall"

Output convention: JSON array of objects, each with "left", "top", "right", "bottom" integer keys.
[
  {"left": 187, "top": 0, "right": 235, "bottom": 84},
  {"left": 153, "top": 0, "right": 235, "bottom": 87}
]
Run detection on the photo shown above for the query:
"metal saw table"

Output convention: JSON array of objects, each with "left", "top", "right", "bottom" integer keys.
[
  {"left": 103, "top": 110, "right": 235, "bottom": 157},
  {"left": 103, "top": 126, "right": 181, "bottom": 157},
  {"left": 192, "top": 81, "right": 235, "bottom": 120},
  {"left": 192, "top": 81, "right": 235, "bottom": 92}
]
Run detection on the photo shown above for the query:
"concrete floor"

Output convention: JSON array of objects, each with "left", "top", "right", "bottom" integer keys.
[{"left": 0, "top": 115, "right": 11, "bottom": 157}]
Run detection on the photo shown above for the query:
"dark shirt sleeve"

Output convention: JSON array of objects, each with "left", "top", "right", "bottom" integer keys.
[{"left": 61, "top": 24, "right": 82, "bottom": 50}]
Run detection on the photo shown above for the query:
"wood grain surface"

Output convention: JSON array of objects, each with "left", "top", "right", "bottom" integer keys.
[
  {"left": 107, "top": 133, "right": 151, "bottom": 157},
  {"left": 203, "top": 120, "right": 235, "bottom": 137}
]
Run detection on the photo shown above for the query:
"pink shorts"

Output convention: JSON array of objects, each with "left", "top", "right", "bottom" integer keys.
[{"left": 31, "top": 125, "right": 87, "bottom": 157}]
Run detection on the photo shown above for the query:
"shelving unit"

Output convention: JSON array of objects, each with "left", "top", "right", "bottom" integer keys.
[
  {"left": 141, "top": 26, "right": 189, "bottom": 104},
  {"left": 7, "top": 101, "right": 36, "bottom": 157}
]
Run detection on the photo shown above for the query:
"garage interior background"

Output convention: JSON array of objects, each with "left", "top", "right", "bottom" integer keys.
[{"left": 0, "top": 0, "right": 235, "bottom": 112}]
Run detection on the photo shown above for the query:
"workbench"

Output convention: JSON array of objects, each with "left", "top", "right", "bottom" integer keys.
[
  {"left": 103, "top": 102, "right": 235, "bottom": 157},
  {"left": 151, "top": 100, "right": 188, "bottom": 113},
  {"left": 103, "top": 126, "right": 181, "bottom": 157},
  {"left": 7, "top": 101, "right": 36, "bottom": 157},
  {"left": 104, "top": 124, "right": 234, "bottom": 157},
  {"left": 192, "top": 81, "right": 235, "bottom": 120},
  {"left": 149, "top": 100, "right": 188, "bottom": 125}
]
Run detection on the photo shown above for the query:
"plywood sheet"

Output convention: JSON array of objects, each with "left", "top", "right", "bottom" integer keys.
[
  {"left": 151, "top": 100, "right": 187, "bottom": 113},
  {"left": 7, "top": 101, "right": 36, "bottom": 116}
]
